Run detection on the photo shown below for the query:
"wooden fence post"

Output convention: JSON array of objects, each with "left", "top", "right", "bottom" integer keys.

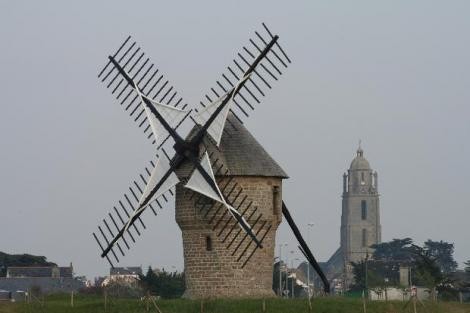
[
  {"left": 200, "top": 299, "right": 204, "bottom": 313},
  {"left": 262, "top": 298, "right": 266, "bottom": 312}
]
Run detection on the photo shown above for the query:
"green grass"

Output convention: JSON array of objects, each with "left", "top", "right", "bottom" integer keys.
[{"left": 0, "top": 294, "right": 469, "bottom": 313}]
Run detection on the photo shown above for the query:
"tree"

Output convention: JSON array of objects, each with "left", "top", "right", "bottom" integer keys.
[
  {"left": 350, "top": 261, "right": 366, "bottom": 290},
  {"left": 370, "top": 238, "right": 418, "bottom": 262},
  {"left": 412, "top": 247, "right": 454, "bottom": 301},
  {"left": 351, "top": 260, "right": 400, "bottom": 291},
  {"left": 0, "top": 251, "right": 56, "bottom": 277},
  {"left": 422, "top": 240, "right": 457, "bottom": 274},
  {"left": 413, "top": 251, "right": 443, "bottom": 287},
  {"left": 465, "top": 260, "right": 470, "bottom": 273},
  {"left": 140, "top": 266, "right": 157, "bottom": 294},
  {"left": 139, "top": 266, "right": 185, "bottom": 299}
]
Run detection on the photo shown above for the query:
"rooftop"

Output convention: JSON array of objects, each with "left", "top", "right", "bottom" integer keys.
[
  {"left": 110, "top": 267, "right": 142, "bottom": 276},
  {"left": 177, "top": 114, "right": 288, "bottom": 179},
  {"left": 6, "top": 266, "right": 72, "bottom": 278},
  {"left": 349, "top": 145, "right": 371, "bottom": 170}
]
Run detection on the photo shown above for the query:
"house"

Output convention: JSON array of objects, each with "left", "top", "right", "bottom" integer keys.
[
  {"left": 101, "top": 266, "right": 142, "bottom": 287},
  {"left": 0, "top": 264, "right": 85, "bottom": 298},
  {"left": 0, "top": 290, "right": 10, "bottom": 301}
]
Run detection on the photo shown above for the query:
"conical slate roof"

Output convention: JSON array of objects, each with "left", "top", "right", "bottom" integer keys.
[{"left": 176, "top": 115, "right": 288, "bottom": 179}]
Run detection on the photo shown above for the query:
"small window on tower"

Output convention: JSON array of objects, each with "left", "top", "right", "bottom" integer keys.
[
  {"left": 272, "top": 186, "right": 280, "bottom": 216},
  {"left": 361, "top": 200, "right": 367, "bottom": 220},
  {"left": 206, "top": 236, "right": 213, "bottom": 251},
  {"left": 361, "top": 172, "right": 365, "bottom": 185},
  {"left": 362, "top": 229, "right": 368, "bottom": 247}
]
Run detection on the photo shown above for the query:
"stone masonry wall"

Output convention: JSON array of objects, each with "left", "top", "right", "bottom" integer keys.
[{"left": 176, "top": 176, "right": 282, "bottom": 299}]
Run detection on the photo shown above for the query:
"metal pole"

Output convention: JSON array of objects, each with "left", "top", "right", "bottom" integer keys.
[
  {"left": 307, "top": 259, "right": 310, "bottom": 297},
  {"left": 284, "top": 250, "right": 289, "bottom": 297},
  {"left": 291, "top": 259, "right": 294, "bottom": 298},
  {"left": 307, "top": 223, "right": 314, "bottom": 297},
  {"left": 290, "top": 251, "right": 294, "bottom": 298},
  {"left": 279, "top": 244, "right": 282, "bottom": 297}
]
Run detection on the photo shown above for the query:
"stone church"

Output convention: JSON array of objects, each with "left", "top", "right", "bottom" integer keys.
[{"left": 325, "top": 145, "right": 381, "bottom": 289}]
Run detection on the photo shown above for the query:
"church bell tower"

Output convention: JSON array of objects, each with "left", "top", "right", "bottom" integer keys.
[{"left": 341, "top": 145, "right": 381, "bottom": 264}]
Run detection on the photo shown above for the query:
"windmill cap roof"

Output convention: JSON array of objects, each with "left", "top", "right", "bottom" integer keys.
[
  {"left": 349, "top": 147, "right": 371, "bottom": 170},
  {"left": 178, "top": 114, "right": 288, "bottom": 178}
]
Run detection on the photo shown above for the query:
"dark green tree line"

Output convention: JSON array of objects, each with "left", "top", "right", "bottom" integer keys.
[
  {"left": 0, "top": 251, "right": 56, "bottom": 277},
  {"left": 351, "top": 238, "right": 458, "bottom": 294},
  {"left": 465, "top": 260, "right": 470, "bottom": 273},
  {"left": 139, "top": 266, "right": 185, "bottom": 299}
]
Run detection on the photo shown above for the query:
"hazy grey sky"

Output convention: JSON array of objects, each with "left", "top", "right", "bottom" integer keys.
[{"left": 1, "top": 1, "right": 469, "bottom": 279}]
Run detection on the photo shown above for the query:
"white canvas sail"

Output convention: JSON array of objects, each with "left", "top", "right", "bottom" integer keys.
[
  {"left": 135, "top": 85, "right": 188, "bottom": 145},
  {"left": 124, "top": 157, "right": 179, "bottom": 231},
  {"left": 184, "top": 152, "right": 256, "bottom": 237},
  {"left": 184, "top": 152, "right": 224, "bottom": 203},
  {"left": 193, "top": 73, "right": 252, "bottom": 146}
]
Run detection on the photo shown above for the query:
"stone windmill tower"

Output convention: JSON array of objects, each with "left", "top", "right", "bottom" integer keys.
[
  {"left": 176, "top": 117, "right": 287, "bottom": 298},
  {"left": 92, "top": 24, "right": 331, "bottom": 298}
]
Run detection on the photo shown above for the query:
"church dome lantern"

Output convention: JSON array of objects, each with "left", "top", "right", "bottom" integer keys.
[{"left": 349, "top": 147, "right": 371, "bottom": 171}]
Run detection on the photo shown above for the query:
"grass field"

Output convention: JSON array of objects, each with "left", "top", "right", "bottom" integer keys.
[{"left": 0, "top": 294, "right": 469, "bottom": 313}]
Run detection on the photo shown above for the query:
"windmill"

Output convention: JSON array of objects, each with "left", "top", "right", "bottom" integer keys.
[{"left": 92, "top": 24, "right": 330, "bottom": 296}]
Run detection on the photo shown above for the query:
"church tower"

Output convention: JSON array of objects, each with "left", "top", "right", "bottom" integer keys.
[
  {"left": 324, "top": 144, "right": 381, "bottom": 290},
  {"left": 341, "top": 145, "right": 381, "bottom": 264}
]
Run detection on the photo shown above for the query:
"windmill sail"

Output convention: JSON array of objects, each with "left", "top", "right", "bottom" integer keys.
[
  {"left": 185, "top": 152, "right": 223, "bottom": 202},
  {"left": 139, "top": 157, "right": 179, "bottom": 208},
  {"left": 135, "top": 84, "right": 188, "bottom": 145},
  {"left": 193, "top": 95, "right": 230, "bottom": 146},
  {"left": 185, "top": 152, "right": 262, "bottom": 248},
  {"left": 193, "top": 74, "right": 251, "bottom": 146},
  {"left": 98, "top": 36, "right": 190, "bottom": 149},
  {"left": 93, "top": 157, "right": 177, "bottom": 263},
  {"left": 125, "top": 157, "right": 180, "bottom": 231},
  {"left": 197, "top": 22, "right": 291, "bottom": 127},
  {"left": 94, "top": 24, "right": 294, "bottom": 270}
]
